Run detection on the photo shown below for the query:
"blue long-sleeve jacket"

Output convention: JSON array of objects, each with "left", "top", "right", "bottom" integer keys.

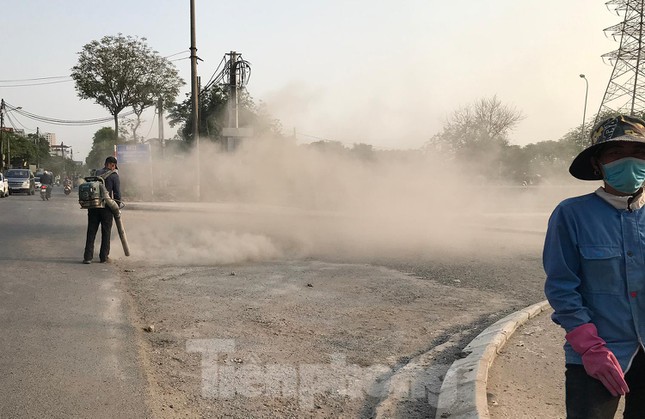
[
  {"left": 96, "top": 168, "right": 121, "bottom": 201},
  {"left": 544, "top": 192, "right": 645, "bottom": 370}
]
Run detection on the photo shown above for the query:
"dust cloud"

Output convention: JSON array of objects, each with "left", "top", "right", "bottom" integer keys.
[{"left": 122, "top": 137, "right": 593, "bottom": 266}]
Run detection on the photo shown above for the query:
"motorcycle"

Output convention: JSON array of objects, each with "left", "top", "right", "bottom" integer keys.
[
  {"left": 40, "top": 184, "right": 51, "bottom": 201},
  {"left": 63, "top": 183, "right": 72, "bottom": 195}
]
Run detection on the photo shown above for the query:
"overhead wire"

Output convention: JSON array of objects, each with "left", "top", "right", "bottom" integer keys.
[
  {"left": 202, "top": 55, "right": 228, "bottom": 92},
  {"left": 164, "top": 50, "right": 190, "bottom": 59},
  {"left": 0, "top": 79, "right": 74, "bottom": 88},
  {"left": 5, "top": 101, "right": 135, "bottom": 126},
  {"left": 144, "top": 111, "right": 157, "bottom": 139},
  {"left": 0, "top": 75, "right": 70, "bottom": 82},
  {"left": 199, "top": 54, "right": 251, "bottom": 100},
  {"left": 0, "top": 49, "right": 204, "bottom": 132},
  {"left": 297, "top": 132, "right": 336, "bottom": 142},
  {"left": 4, "top": 111, "right": 35, "bottom": 132}
]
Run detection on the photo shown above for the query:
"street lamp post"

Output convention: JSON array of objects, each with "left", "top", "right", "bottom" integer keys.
[{"left": 579, "top": 74, "right": 589, "bottom": 142}]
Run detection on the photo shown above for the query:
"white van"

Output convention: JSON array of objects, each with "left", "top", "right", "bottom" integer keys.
[{"left": 6, "top": 169, "right": 35, "bottom": 195}]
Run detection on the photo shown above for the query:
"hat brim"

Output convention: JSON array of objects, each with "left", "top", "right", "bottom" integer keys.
[{"left": 569, "top": 136, "right": 645, "bottom": 180}]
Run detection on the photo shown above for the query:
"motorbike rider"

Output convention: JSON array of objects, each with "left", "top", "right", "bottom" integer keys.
[
  {"left": 63, "top": 176, "right": 72, "bottom": 194},
  {"left": 40, "top": 170, "right": 53, "bottom": 198}
]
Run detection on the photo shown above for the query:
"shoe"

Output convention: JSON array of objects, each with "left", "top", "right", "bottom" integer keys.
[
  {"left": 83, "top": 260, "right": 91, "bottom": 264},
  {"left": 100, "top": 257, "right": 111, "bottom": 263}
]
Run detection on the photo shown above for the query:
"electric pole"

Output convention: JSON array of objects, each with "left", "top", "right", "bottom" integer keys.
[
  {"left": 36, "top": 127, "right": 40, "bottom": 169},
  {"left": 0, "top": 99, "right": 4, "bottom": 171},
  {"left": 157, "top": 98, "right": 164, "bottom": 158},
  {"left": 228, "top": 51, "right": 238, "bottom": 151},
  {"left": 190, "top": 0, "right": 200, "bottom": 200}
]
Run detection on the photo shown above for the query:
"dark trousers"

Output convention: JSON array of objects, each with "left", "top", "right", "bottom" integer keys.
[
  {"left": 84, "top": 208, "right": 113, "bottom": 262},
  {"left": 566, "top": 347, "right": 645, "bottom": 419}
]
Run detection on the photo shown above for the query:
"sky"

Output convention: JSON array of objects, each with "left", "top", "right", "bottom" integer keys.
[{"left": 0, "top": 0, "right": 625, "bottom": 162}]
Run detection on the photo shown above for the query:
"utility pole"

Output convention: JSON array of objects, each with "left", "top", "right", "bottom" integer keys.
[
  {"left": 157, "top": 98, "right": 164, "bottom": 158},
  {"left": 227, "top": 51, "right": 238, "bottom": 151},
  {"left": 2, "top": 99, "right": 10, "bottom": 170},
  {"left": 0, "top": 99, "right": 4, "bottom": 171},
  {"left": 190, "top": 0, "right": 200, "bottom": 200},
  {"left": 36, "top": 127, "right": 40, "bottom": 169}
]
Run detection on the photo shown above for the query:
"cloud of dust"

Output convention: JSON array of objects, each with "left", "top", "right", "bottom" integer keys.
[{"left": 123, "top": 137, "right": 592, "bottom": 266}]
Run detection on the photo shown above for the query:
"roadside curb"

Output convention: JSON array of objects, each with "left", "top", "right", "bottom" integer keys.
[{"left": 434, "top": 300, "right": 551, "bottom": 419}]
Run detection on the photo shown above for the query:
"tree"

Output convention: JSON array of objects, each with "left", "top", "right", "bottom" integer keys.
[
  {"left": 169, "top": 85, "right": 283, "bottom": 145},
  {"left": 86, "top": 127, "right": 118, "bottom": 169},
  {"left": 434, "top": 96, "right": 525, "bottom": 155},
  {"left": 71, "top": 34, "right": 184, "bottom": 143},
  {"left": 425, "top": 96, "right": 525, "bottom": 179},
  {"left": 6, "top": 132, "right": 38, "bottom": 168},
  {"left": 25, "top": 133, "right": 51, "bottom": 168}
]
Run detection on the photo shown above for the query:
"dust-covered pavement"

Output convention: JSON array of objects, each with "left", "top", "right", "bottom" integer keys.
[{"left": 107, "top": 195, "right": 560, "bottom": 418}]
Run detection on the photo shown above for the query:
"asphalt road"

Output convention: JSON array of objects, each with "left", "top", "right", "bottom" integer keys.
[{"left": 0, "top": 188, "right": 148, "bottom": 418}]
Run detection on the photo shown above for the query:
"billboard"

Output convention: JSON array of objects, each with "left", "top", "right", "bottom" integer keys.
[{"left": 116, "top": 144, "right": 151, "bottom": 164}]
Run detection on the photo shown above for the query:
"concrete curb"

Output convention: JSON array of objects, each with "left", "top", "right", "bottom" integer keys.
[{"left": 434, "top": 300, "right": 551, "bottom": 419}]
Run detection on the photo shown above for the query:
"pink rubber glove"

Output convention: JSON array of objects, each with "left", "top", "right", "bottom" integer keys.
[{"left": 566, "top": 323, "right": 629, "bottom": 396}]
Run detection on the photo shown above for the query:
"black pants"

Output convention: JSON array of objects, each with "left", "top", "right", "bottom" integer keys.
[
  {"left": 84, "top": 208, "right": 113, "bottom": 262},
  {"left": 566, "top": 347, "right": 645, "bottom": 419}
]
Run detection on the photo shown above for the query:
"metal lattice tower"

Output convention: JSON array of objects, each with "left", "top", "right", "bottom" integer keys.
[{"left": 597, "top": 0, "right": 645, "bottom": 120}]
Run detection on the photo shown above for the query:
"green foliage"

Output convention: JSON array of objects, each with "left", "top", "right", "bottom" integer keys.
[
  {"left": 5, "top": 133, "right": 38, "bottom": 168},
  {"left": 41, "top": 155, "right": 81, "bottom": 178},
  {"left": 71, "top": 34, "right": 184, "bottom": 141},
  {"left": 168, "top": 85, "right": 283, "bottom": 145},
  {"left": 24, "top": 133, "right": 51, "bottom": 167},
  {"left": 86, "top": 127, "right": 119, "bottom": 170},
  {"left": 421, "top": 96, "right": 628, "bottom": 184}
]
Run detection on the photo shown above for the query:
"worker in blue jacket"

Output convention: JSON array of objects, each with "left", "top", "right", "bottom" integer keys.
[
  {"left": 83, "top": 156, "right": 121, "bottom": 264},
  {"left": 544, "top": 115, "right": 645, "bottom": 418}
]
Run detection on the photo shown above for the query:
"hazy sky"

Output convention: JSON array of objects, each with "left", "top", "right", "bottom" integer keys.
[{"left": 0, "top": 0, "right": 623, "bottom": 162}]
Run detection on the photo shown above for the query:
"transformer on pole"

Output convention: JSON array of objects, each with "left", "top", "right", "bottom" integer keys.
[
  {"left": 597, "top": 0, "right": 645, "bottom": 121},
  {"left": 223, "top": 51, "right": 252, "bottom": 151}
]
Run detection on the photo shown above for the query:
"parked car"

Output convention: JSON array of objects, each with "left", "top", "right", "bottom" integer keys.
[
  {"left": 6, "top": 169, "right": 35, "bottom": 195},
  {"left": 0, "top": 173, "right": 8, "bottom": 198}
]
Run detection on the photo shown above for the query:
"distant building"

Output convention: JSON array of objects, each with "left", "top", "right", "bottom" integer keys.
[
  {"left": 50, "top": 143, "right": 71, "bottom": 159},
  {"left": 44, "top": 132, "right": 56, "bottom": 146}
]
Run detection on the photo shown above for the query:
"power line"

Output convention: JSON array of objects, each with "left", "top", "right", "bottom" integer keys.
[
  {"left": 0, "top": 75, "right": 70, "bottom": 82},
  {"left": 144, "top": 111, "right": 157, "bottom": 138},
  {"left": 202, "top": 55, "right": 228, "bottom": 92},
  {"left": 5, "top": 101, "right": 135, "bottom": 126},
  {"left": 0, "top": 79, "right": 74, "bottom": 88},
  {"left": 4, "top": 111, "right": 35, "bottom": 132},
  {"left": 164, "top": 50, "right": 190, "bottom": 59},
  {"left": 297, "top": 132, "right": 336, "bottom": 142}
]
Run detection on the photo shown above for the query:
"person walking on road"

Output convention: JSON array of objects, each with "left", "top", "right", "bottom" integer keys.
[
  {"left": 83, "top": 156, "right": 121, "bottom": 264},
  {"left": 544, "top": 115, "right": 645, "bottom": 419}
]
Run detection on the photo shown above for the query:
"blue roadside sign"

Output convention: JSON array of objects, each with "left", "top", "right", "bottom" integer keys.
[{"left": 116, "top": 144, "right": 151, "bottom": 164}]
